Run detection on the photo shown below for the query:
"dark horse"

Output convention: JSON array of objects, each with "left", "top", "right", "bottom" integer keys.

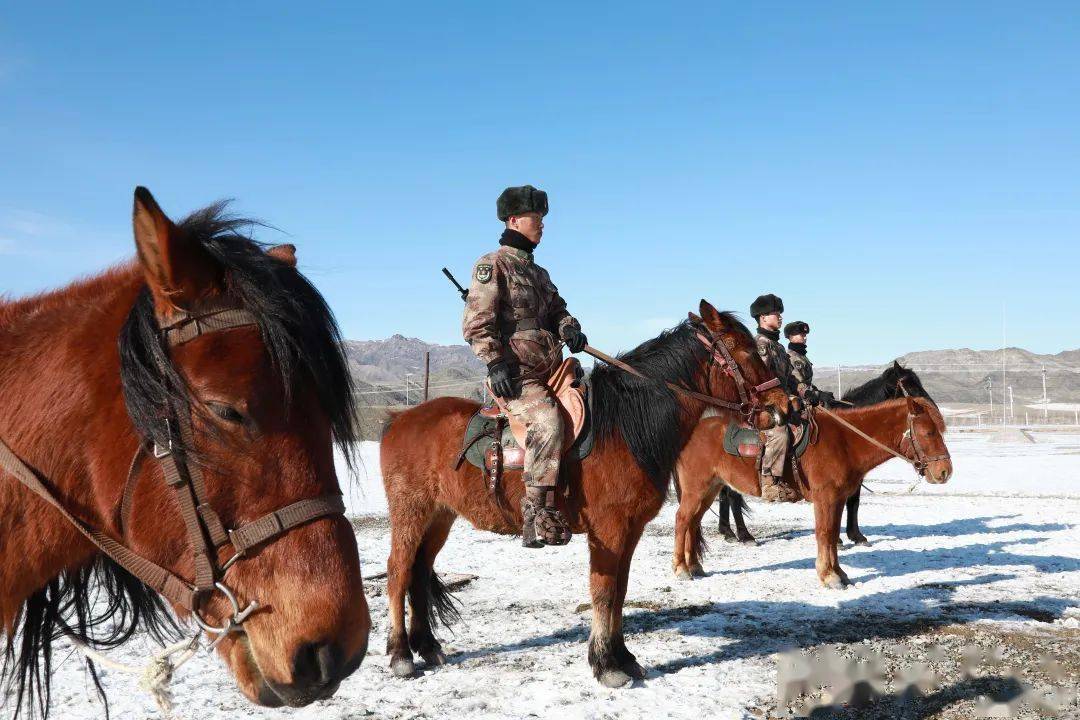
[
  {"left": 379, "top": 302, "right": 789, "bottom": 688},
  {"left": 0, "top": 189, "right": 369, "bottom": 717},
  {"left": 715, "top": 361, "right": 934, "bottom": 544}
]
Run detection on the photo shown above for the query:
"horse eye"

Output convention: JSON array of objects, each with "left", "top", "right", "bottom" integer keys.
[{"left": 208, "top": 403, "right": 246, "bottom": 425}]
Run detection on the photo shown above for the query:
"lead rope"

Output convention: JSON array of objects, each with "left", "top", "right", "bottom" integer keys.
[{"left": 68, "top": 633, "right": 200, "bottom": 719}]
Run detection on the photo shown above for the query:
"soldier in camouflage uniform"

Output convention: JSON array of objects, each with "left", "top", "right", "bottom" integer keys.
[
  {"left": 751, "top": 293, "right": 801, "bottom": 502},
  {"left": 785, "top": 321, "right": 835, "bottom": 406},
  {"left": 462, "top": 185, "right": 587, "bottom": 548}
]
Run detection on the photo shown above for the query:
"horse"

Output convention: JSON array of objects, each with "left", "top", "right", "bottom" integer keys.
[
  {"left": 672, "top": 395, "right": 952, "bottom": 588},
  {"left": 0, "top": 189, "right": 369, "bottom": 716},
  {"left": 715, "top": 362, "right": 934, "bottom": 545},
  {"left": 378, "top": 302, "right": 789, "bottom": 688}
]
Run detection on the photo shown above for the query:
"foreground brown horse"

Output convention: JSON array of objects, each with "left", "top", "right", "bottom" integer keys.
[
  {"left": 380, "top": 302, "right": 788, "bottom": 688},
  {"left": 673, "top": 397, "right": 952, "bottom": 588},
  {"left": 0, "top": 189, "right": 369, "bottom": 716}
]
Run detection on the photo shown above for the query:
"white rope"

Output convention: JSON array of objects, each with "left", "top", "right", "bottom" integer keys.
[{"left": 68, "top": 633, "right": 201, "bottom": 719}]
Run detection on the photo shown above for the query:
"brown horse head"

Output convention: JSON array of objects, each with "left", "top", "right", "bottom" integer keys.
[
  {"left": 695, "top": 299, "right": 791, "bottom": 429},
  {"left": 903, "top": 396, "right": 953, "bottom": 484},
  {"left": 121, "top": 188, "right": 370, "bottom": 706}
]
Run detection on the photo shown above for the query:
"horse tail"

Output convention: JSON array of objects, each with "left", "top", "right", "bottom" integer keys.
[
  {"left": 727, "top": 486, "right": 752, "bottom": 517},
  {"left": 672, "top": 467, "right": 683, "bottom": 502},
  {"left": 424, "top": 566, "right": 462, "bottom": 631}
]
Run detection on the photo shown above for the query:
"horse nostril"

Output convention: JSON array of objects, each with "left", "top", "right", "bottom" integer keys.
[{"left": 291, "top": 641, "right": 340, "bottom": 688}]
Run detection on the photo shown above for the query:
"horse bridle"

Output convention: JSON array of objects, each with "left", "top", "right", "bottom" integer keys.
[
  {"left": 895, "top": 379, "right": 951, "bottom": 477},
  {"left": 693, "top": 326, "right": 783, "bottom": 426},
  {"left": 0, "top": 300, "right": 346, "bottom": 649}
]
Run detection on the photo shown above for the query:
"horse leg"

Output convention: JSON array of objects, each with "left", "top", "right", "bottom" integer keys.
[
  {"left": 611, "top": 522, "right": 647, "bottom": 680},
  {"left": 729, "top": 491, "right": 757, "bottom": 544},
  {"left": 408, "top": 508, "right": 458, "bottom": 668},
  {"left": 717, "top": 486, "right": 737, "bottom": 542},
  {"left": 386, "top": 500, "right": 435, "bottom": 678},
  {"left": 587, "top": 522, "right": 639, "bottom": 688},
  {"left": 814, "top": 494, "right": 850, "bottom": 589},
  {"left": 674, "top": 478, "right": 712, "bottom": 579},
  {"left": 846, "top": 483, "right": 869, "bottom": 545}
]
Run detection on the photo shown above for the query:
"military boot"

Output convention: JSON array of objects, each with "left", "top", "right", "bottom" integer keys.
[
  {"left": 521, "top": 486, "right": 571, "bottom": 548},
  {"left": 760, "top": 474, "right": 801, "bottom": 503}
]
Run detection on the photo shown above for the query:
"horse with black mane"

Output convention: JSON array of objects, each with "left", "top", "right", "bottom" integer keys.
[
  {"left": 0, "top": 189, "right": 369, "bottom": 717},
  {"left": 715, "top": 362, "right": 936, "bottom": 544},
  {"left": 379, "top": 302, "right": 789, "bottom": 688}
]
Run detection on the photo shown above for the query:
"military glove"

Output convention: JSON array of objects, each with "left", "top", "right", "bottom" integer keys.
[
  {"left": 816, "top": 390, "right": 835, "bottom": 406},
  {"left": 487, "top": 360, "right": 520, "bottom": 400},
  {"left": 560, "top": 325, "right": 588, "bottom": 353}
]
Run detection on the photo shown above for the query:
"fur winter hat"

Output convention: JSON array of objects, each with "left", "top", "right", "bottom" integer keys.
[
  {"left": 497, "top": 185, "right": 548, "bottom": 221},
  {"left": 784, "top": 321, "right": 810, "bottom": 338},
  {"left": 750, "top": 293, "right": 784, "bottom": 319}
]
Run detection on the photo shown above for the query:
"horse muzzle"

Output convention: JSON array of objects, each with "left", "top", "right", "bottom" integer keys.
[
  {"left": 924, "top": 458, "right": 953, "bottom": 485},
  {"left": 257, "top": 637, "right": 367, "bottom": 707}
]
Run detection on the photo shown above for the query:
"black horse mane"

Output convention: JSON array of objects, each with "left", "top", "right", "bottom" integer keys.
[
  {"left": 3, "top": 201, "right": 359, "bottom": 719},
  {"left": 590, "top": 314, "right": 751, "bottom": 491},
  {"left": 841, "top": 363, "right": 934, "bottom": 407}
]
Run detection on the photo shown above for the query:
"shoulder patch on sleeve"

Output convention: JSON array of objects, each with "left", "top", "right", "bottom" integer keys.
[{"left": 475, "top": 264, "right": 493, "bottom": 284}]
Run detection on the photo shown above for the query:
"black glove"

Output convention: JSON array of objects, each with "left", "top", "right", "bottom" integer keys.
[
  {"left": 487, "top": 360, "right": 520, "bottom": 400},
  {"left": 816, "top": 390, "right": 835, "bottom": 406},
  {"left": 560, "top": 325, "right": 588, "bottom": 353}
]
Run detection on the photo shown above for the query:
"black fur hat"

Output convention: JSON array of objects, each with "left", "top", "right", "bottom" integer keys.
[
  {"left": 784, "top": 321, "right": 809, "bottom": 338},
  {"left": 497, "top": 185, "right": 548, "bottom": 221},
  {"left": 750, "top": 293, "right": 784, "bottom": 319}
]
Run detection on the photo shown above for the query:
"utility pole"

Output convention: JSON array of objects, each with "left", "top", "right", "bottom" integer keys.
[
  {"left": 404, "top": 373, "right": 413, "bottom": 406},
  {"left": 1007, "top": 386, "right": 1014, "bottom": 424},
  {"left": 837, "top": 364, "right": 842, "bottom": 398},
  {"left": 423, "top": 352, "right": 431, "bottom": 403},
  {"left": 986, "top": 376, "right": 993, "bottom": 423},
  {"left": 1042, "top": 367, "right": 1048, "bottom": 421}
]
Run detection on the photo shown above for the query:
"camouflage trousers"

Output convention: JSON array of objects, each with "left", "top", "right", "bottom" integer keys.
[
  {"left": 760, "top": 424, "right": 791, "bottom": 478},
  {"left": 504, "top": 378, "right": 564, "bottom": 489}
]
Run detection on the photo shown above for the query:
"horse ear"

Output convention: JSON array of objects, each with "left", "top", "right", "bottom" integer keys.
[
  {"left": 688, "top": 311, "right": 703, "bottom": 325},
  {"left": 894, "top": 360, "right": 903, "bottom": 370},
  {"left": 132, "top": 187, "right": 218, "bottom": 312},
  {"left": 267, "top": 243, "right": 297, "bottom": 267},
  {"left": 906, "top": 396, "right": 920, "bottom": 414},
  {"left": 698, "top": 299, "right": 722, "bottom": 327}
]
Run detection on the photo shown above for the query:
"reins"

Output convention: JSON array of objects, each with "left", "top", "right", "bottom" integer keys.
[{"left": 582, "top": 324, "right": 780, "bottom": 422}]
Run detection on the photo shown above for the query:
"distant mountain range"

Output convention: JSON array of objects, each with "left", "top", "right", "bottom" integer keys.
[{"left": 345, "top": 336, "right": 1080, "bottom": 407}]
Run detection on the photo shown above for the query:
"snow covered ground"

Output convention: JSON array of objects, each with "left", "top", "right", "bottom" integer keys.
[{"left": 47, "top": 431, "right": 1080, "bottom": 719}]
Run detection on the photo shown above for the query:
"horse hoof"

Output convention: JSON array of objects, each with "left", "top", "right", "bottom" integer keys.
[
  {"left": 420, "top": 648, "right": 447, "bottom": 666},
  {"left": 390, "top": 656, "right": 416, "bottom": 678},
  {"left": 851, "top": 537, "right": 870, "bottom": 546},
  {"left": 738, "top": 536, "right": 757, "bottom": 545},
  {"left": 689, "top": 564, "right": 706, "bottom": 578},
  {"left": 675, "top": 567, "right": 693, "bottom": 581},
  {"left": 822, "top": 575, "right": 849, "bottom": 590},
  {"left": 621, "top": 659, "right": 647, "bottom": 680},
  {"left": 599, "top": 669, "right": 633, "bottom": 688},
  {"left": 721, "top": 534, "right": 738, "bottom": 544}
]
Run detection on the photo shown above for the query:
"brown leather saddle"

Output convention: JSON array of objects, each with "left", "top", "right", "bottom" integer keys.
[{"left": 458, "top": 358, "right": 595, "bottom": 491}]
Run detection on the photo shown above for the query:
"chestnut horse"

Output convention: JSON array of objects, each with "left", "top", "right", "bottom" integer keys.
[
  {"left": 673, "top": 396, "right": 952, "bottom": 588},
  {"left": 715, "top": 362, "right": 935, "bottom": 544},
  {"left": 379, "top": 302, "right": 789, "bottom": 688},
  {"left": 0, "top": 189, "right": 369, "bottom": 716}
]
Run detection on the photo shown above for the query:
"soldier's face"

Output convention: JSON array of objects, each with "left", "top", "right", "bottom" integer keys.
[
  {"left": 509, "top": 213, "right": 544, "bottom": 245},
  {"left": 789, "top": 332, "right": 807, "bottom": 344},
  {"left": 760, "top": 313, "right": 782, "bottom": 331}
]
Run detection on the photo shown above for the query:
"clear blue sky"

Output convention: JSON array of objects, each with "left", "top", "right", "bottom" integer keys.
[{"left": 2, "top": 2, "right": 1078, "bottom": 366}]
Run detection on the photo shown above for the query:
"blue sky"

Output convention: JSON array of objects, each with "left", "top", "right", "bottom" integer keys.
[{"left": 1, "top": 2, "right": 1078, "bottom": 365}]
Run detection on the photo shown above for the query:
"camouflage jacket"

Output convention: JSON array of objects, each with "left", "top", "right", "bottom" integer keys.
[
  {"left": 462, "top": 245, "right": 580, "bottom": 375},
  {"left": 756, "top": 331, "right": 798, "bottom": 396},
  {"left": 787, "top": 346, "right": 816, "bottom": 399}
]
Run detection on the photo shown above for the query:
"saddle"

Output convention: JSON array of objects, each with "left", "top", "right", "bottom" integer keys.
[
  {"left": 459, "top": 358, "right": 595, "bottom": 491},
  {"left": 721, "top": 410, "right": 816, "bottom": 461}
]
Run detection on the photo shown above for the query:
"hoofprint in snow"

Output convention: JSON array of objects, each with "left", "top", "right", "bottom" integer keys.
[{"left": 45, "top": 432, "right": 1080, "bottom": 719}]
